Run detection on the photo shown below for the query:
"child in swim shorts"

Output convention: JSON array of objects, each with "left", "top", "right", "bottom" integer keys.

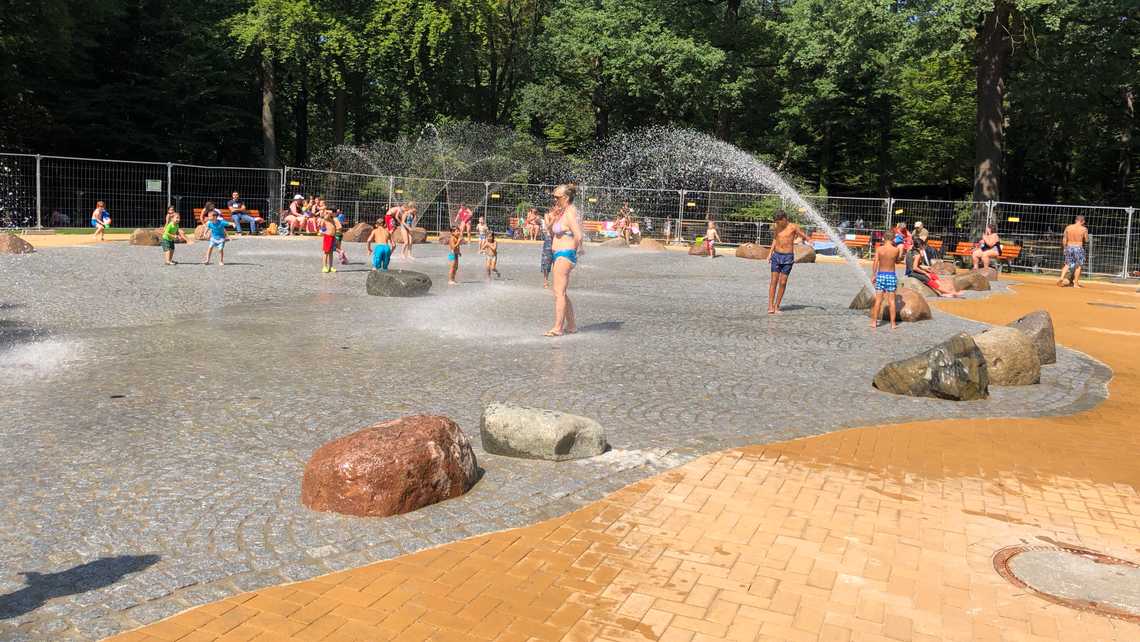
[{"left": 448, "top": 227, "right": 462, "bottom": 284}]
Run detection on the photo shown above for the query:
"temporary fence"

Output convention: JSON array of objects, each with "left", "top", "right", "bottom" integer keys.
[{"left": 2, "top": 152, "right": 1136, "bottom": 278}]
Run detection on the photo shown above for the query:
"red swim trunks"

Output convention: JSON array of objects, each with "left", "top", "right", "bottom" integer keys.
[{"left": 322, "top": 235, "right": 335, "bottom": 253}]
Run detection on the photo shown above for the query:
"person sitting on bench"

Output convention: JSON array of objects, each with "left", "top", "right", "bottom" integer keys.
[{"left": 228, "top": 191, "right": 258, "bottom": 235}]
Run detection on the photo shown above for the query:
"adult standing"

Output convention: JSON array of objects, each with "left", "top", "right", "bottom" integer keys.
[
  {"left": 90, "top": 201, "right": 111, "bottom": 241},
  {"left": 546, "top": 184, "right": 582, "bottom": 337},
  {"left": 1058, "top": 214, "right": 1089, "bottom": 287},
  {"left": 228, "top": 192, "right": 258, "bottom": 235},
  {"left": 455, "top": 202, "right": 473, "bottom": 244},
  {"left": 971, "top": 224, "right": 1002, "bottom": 270}
]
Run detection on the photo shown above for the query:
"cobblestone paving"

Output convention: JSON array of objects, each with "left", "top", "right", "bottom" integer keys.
[{"left": 0, "top": 239, "right": 1110, "bottom": 640}]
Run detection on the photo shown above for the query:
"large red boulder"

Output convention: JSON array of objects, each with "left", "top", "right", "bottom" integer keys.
[{"left": 301, "top": 415, "right": 478, "bottom": 517}]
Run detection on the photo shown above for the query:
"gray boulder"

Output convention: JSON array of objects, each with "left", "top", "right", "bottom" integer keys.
[
  {"left": 366, "top": 269, "right": 432, "bottom": 297},
  {"left": 1007, "top": 310, "right": 1056, "bottom": 365},
  {"left": 953, "top": 271, "right": 991, "bottom": 291},
  {"left": 342, "top": 223, "right": 373, "bottom": 243},
  {"left": 793, "top": 244, "right": 816, "bottom": 263},
  {"left": 973, "top": 326, "right": 1041, "bottom": 386},
  {"left": 480, "top": 403, "right": 607, "bottom": 461},
  {"left": 929, "top": 261, "right": 956, "bottom": 277},
  {"left": 0, "top": 234, "right": 34, "bottom": 254},
  {"left": 977, "top": 266, "right": 1001, "bottom": 281},
  {"left": 902, "top": 276, "right": 938, "bottom": 297},
  {"left": 130, "top": 228, "right": 162, "bottom": 246},
  {"left": 735, "top": 243, "right": 770, "bottom": 260},
  {"left": 873, "top": 332, "right": 989, "bottom": 401},
  {"left": 849, "top": 285, "right": 875, "bottom": 310},
  {"left": 637, "top": 238, "right": 665, "bottom": 251}
]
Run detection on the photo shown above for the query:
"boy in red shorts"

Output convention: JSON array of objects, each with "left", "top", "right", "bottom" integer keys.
[{"left": 319, "top": 212, "right": 337, "bottom": 273}]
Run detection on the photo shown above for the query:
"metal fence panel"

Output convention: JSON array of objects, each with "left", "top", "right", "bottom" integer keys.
[
  {"left": 285, "top": 167, "right": 393, "bottom": 226},
  {"left": 0, "top": 153, "right": 38, "bottom": 229},
  {"left": 39, "top": 156, "right": 169, "bottom": 230},
  {"left": 171, "top": 164, "right": 282, "bottom": 226},
  {"left": 799, "top": 196, "right": 890, "bottom": 235},
  {"left": 993, "top": 202, "right": 1131, "bottom": 276}
]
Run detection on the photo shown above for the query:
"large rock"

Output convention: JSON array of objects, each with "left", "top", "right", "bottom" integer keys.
[
  {"left": 736, "top": 243, "right": 770, "bottom": 260},
  {"left": 193, "top": 224, "right": 210, "bottom": 241},
  {"left": 600, "top": 237, "right": 629, "bottom": 248},
  {"left": 481, "top": 403, "right": 607, "bottom": 461},
  {"left": 637, "top": 238, "right": 665, "bottom": 251},
  {"left": 977, "top": 266, "right": 1001, "bottom": 281},
  {"left": 872, "top": 288, "right": 933, "bottom": 323},
  {"left": 973, "top": 326, "right": 1041, "bottom": 386},
  {"left": 301, "top": 415, "right": 478, "bottom": 517},
  {"left": 873, "top": 333, "right": 989, "bottom": 401},
  {"left": 437, "top": 231, "right": 453, "bottom": 245},
  {"left": 366, "top": 270, "right": 432, "bottom": 297},
  {"left": 849, "top": 285, "right": 875, "bottom": 310},
  {"left": 688, "top": 241, "right": 710, "bottom": 256},
  {"left": 1007, "top": 310, "right": 1057, "bottom": 365},
  {"left": 929, "top": 261, "right": 957, "bottom": 277},
  {"left": 902, "top": 276, "right": 938, "bottom": 297},
  {"left": 130, "top": 228, "right": 162, "bottom": 246},
  {"left": 793, "top": 244, "right": 816, "bottom": 263},
  {"left": 0, "top": 235, "right": 34, "bottom": 254},
  {"left": 411, "top": 227, "right": 428, "bottom": 244},
  {"left": 953, "top": 271, "right": 991, "bottom": 292},
  {"left": 342, "top": 222, "right": 373, "bottom": 243}
]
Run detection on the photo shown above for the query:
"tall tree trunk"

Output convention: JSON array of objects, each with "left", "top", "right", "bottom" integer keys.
[
  {"left": 351, "top": 71, "right": 366, "bottom": 144},
  {"left": 972, "top": 1, "right": 1011, "bottom": 203},
  {"left": 332, "top": 85, "right": 347, "bottom": 146},
  {"left": 818, "top": 122, "right": 832, "bottom": 193},
  {"left": 294, "top": 70, "right": 309, "bottom": 166},
  {"left": 877, "top": 96, "right": 893, "bottom": 196},
  {"left": 715, "top": 0, "right": 742, "bottom": 140},
  {"left": 593, "top": 63, "right": 609, "bottom": 140},
  {"left": 1120, "top": 85, "right": 1134, "bottom": 196},
  {"left": 259, "top": 53, "right": 278, "bottom": 168}
]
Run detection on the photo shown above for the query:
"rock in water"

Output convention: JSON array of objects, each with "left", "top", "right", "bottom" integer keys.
[
  {"left": 342, "top": 222, "right": 373, "bottom": 243},
  {"left": 638, "top": 238, "right": 665, "bottom": 251},
  {"left": 972, "top": 326, "right": 1041, "bottom": 385},
  {"left": 953, "top": 271, "right": 991, "bottom": 292},
  {"left": 411, "top": 227, "right": 428, "bottom": 244},
  {"left": 735, "top": 243, "right": 770, "bottom": 260},
  {"left": 977, "top": 266, "right": 1000, "bottom": 281},
  {"left": 929, "top": 261, "right": 956, "bottom": 276},
  {"left": 1007, "top": 310, "right": 1056, "bottom": 365},
  {"left": 873, "top": 332, "right": 989, "bottom": 400},
  {"left": 793, "top": 244, "right": 816, "bottom": 263},
  {"left": 601, "top": 237, "right": 629, "bottom": 248},
  {"left": 0, "top": 235, "right": 34, "bottom": 254},
  {"left": 301, "top": 415, "right": 478, "bottom": 517},
  {"left": 902, "top": 276, "right": 938, "bottom": 297},
  {"left": 366, "top": 270, "right": 432, "bottom": 297},
  {"left": 688, "top": 242, "right": 710, "bottom": 256},
  {"left": 130, "top": 228, "right": 162, "bottom": 246},
  {"left": 481, "top": 403, "right": 607, "bottom": 461},
  {"left": 193, "top": 224, "right": 210, "bottom": 241},
  {"left": 849, "top": 285, "right": 875, "bottom": 310}
]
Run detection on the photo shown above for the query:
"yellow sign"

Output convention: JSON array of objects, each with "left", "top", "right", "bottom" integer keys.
[
  {"left": 395, "top": 189, "right": 404, "bottom": 195},
  {"left": 687, "top": 201, "right": 697, "bottom": 207},
  {"left": 894, "top": 209, "right": 904, "bottom": 215},
  {"left": 288, "top": 180, "right": 300, "bottom": 186},
  {"left": 490, "top": 193, "right": 501, "bottom": 199},
  {"left": 1007, "top": 216, "right": 1021, "bottom": 223},
  {"left": 587, "top": 197, "right": 597, "bottom": 203}
]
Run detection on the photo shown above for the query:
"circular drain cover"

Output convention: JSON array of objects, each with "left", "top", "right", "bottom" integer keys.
[{"left": 994, "top": 545, "right": 1140, "bottom": 622}]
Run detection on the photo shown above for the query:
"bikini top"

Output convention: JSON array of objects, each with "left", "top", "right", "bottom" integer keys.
[{"left": 552, "top": 221, "right": 574, "bottom": 238}]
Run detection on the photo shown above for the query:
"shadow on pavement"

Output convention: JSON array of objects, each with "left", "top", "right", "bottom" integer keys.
[{"left": 0, "top": 555, "right": 160, "bottom": 620}]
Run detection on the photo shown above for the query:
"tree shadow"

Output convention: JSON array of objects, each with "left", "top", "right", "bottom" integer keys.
[{"left": 0, "top": 554, "right": 160, "bottom": 620}]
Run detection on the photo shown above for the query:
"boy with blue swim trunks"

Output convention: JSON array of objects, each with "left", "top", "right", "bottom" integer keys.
[
  {"left": 201, "top": 209, "right": 233, "bottom": 266},
  {"left": 367, "top": 220, "right": 393, "bottom": 271},
  {"left": 447, "top": 226, "right": 462, "bottom": 285},
  {"left": 870, "top": 234, "right": 902, "bottom": 329},
  {"left": 767, "top": 210, "right": 812, "bottom": 314}
]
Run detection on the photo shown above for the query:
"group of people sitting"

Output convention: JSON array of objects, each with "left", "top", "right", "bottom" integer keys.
[{"left": 281, "top": 194, "right": 347, "bottom": 235}]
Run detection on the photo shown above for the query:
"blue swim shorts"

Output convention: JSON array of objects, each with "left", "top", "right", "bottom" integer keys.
[
  {"left": 770, "top": 251, "right": 794, "bottom": 275},
  {"left": 875, "top": 271, "right": 898, "bottom": 292}
]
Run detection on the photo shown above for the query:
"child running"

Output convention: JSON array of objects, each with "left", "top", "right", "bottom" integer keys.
[
  {"left": 201, "top": 209, "right": 233, "bottom": 265},
  {"left": 319, "top": 212, "right": 338, "bottom": 273},
  {"left": 484, "top": 232, "right": 500, "bottom": 280},
  {"left": 367, "top": 219, "right": 394, "bottom": 271},
  {"left": 870, "top": 235, "right": 902, "bottom": 329},
  {"left": 704, "top": 219, "right": 721, "bottom": 258},
  {"left": 767, "top": 210, "right": 813, "bottom": 314},
  {"left": 161, "top": 208, "right": 189, "bottom": 265},
  {"left": 447, "top": 226, "right": 462, "bottom": 285}
]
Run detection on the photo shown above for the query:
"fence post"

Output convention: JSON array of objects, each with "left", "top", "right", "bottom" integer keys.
[
  {"left": 1123, "top": 207, "right": 1135, "bottom": 278},
  {"left": 885, "top": 197, "right": 894, "bottom": 231},
  {"left": 354, "top": 201, "right": 360, "bottom": 225},
  {"left": 676, "top": 190, "right": 685, "bottom": 245},
  {"left": 165, "top": 162, "right": 172, "bottom": 208},
  {"left": 35, "top": 155, "right": 42, "bottom": 228},
  {"left": 387, "top": 176, "right": 394, "bottom": 211},
  {"left": 279, "top": 167, "right": 287, "bottom": 214},
  {"left": 986, "top": 200, "right": 996, "bottom": 227}
]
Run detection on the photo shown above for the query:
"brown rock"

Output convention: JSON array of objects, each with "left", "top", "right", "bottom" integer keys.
[
  {"left": 793, "top": 243, "right": 816, "bottom": 263},
  {"left": 600, "top": 237, "right": 629, "bottom": 248},
  {"left": 735, "top": 243, "right": 770, "bottom": 260},
  {"left": 973, "top": 327, "right": 1041, "bottom": 386},
  {"left": 411, "top": 227, "right": 428, "bottom": 244},
  {"left": 977, "top": 266, "right": 1000, "bottom": 281},
  {"left": 929, "top": 261, "right": 956, "bottom": 276},
  {"left": 688, "top": 241, "right": 709, "bottom": 256},
  {"left": 130, "top": 228, "right": 162, "bottom": 246},
  {"left": 872, "top": 287, "right": 933, "bottom": 323},
  {"left": 953, "top": 271, "right": 991, "bottom": 292},
  {"left": 637, "top": 238, "right": 665, "bottom": 251},
  {"left": 1007, "top": 310, "right": 1056, "bottom": 365},
  {"left": 849, "top": 285, "right": 875, "bottom": 310},
  {"left": 437, "top": 231, "right": 453, "bottom": 245},
  {"left": 873, "top": 332, "right": 989, "bottom": 400},
  {"left": 342, "top": 222, "right": 373, "bottom": 243},
  {"left": 193, "top": 224, "right": 209, "bottom": 241},
  {"left": 301, "top": 415, "right": 478, "bottom": 517},
  {"left": 0, "top": 234, "right": 34, "bottom": 254},
  {"left": 902, "top": 276, "right": 938, "bottom": 297}
]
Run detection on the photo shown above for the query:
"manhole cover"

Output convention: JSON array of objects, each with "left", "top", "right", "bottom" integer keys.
[{"left": 993, "top": 545, "right": 1140, "bottom": 622}]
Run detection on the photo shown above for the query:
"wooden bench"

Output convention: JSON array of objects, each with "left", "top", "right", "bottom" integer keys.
[
  {"left": 810, "top": 231, "right": 871, "bottom": 249},
  {"left": 946, "top": 241, "right": 1022, "bottom": 266},
  {"left": 192, "top": 208, "right": 262, "bottom": 225},
  {"left": 926, "top": 239, "right": 943, "bottom": 251}
]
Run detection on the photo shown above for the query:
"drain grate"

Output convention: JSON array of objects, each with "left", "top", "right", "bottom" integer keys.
[{"left": 993, "top": 544, "right": 1140, "bottom": 622}]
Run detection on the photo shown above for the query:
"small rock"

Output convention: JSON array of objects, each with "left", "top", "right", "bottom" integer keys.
[
  {"left": 735, "top": 243, "right": 770, "bottom": 260},
  {"left": 366, "top": 270, "right": 432, "bottom": 297},
  {"left": 301, "top": 415, "right": 478, "bottom": 517},
  {"left": 929, "top": 261, "right": 957, "bottom": 276},
  {"left": 600, "top": 237, "right": 628, "bottom": 248},
  {"left": 873, "top": 332, "right": 989, "bottom": 400},
  {"left": 0, "top": 235, "right": 34, "bottom": 254},
  {"left": 1007, "top": 310, "right": 1056, "bottom": 365},
  {"left": 793, "top": 244, "right": 816, "bottom": 263},
  {"left": 973, "top": 326, "right": 1041, "bottom": 385},
  {"left": 953, "top": 271, "right": 991, "bottom": 291},
  {"left": 481, "top": 403, "right": 607, "bottom": 461},
  {"left": 342, "top": 223, "right": 373, "bottom": 243},
  {"left": 130, "top": 229, "right": 162, "bottom": 246},
  {"left": 637, "top": 238, "right": 665, "bottom": 251}
]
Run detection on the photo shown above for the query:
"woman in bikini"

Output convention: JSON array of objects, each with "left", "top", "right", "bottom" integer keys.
[
  {"left": 546, "top": 183, "right": 583, "bottom": 337},
  {"left": 971, "top": 224, "right": 1002, "bottom": 270}
]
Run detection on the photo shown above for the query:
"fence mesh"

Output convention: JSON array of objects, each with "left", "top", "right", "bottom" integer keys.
[{"left": 4, "top": 152, "right": 1138, "bottom": 278}]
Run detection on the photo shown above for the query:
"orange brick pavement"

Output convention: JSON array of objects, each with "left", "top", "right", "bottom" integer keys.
[{"left": 107, "top": 277, "right": 1140, "bottom": 642}]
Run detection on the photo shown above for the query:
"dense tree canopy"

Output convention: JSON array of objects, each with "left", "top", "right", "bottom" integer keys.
[{"left": 1, "top": 0, "right": 1136, "bottom": 204}]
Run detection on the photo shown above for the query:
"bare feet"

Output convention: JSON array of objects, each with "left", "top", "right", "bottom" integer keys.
[
  {"left": 891, "top": 324, "right": 898, "bottom": 330},
  {"left": 767, "top": 307, "right": 777, "bottom": 315},
  {"left": 1074, "top": 283, "right": 1083, "bottom": 288},
  {"left": 1057, "top": 278, "right": 1066, "bottom": 287},
  {"left": 871, "top": 321, "right": 878, "bottom": 329},
  {"left": 219, "top": 262, "right": 225, "bottom": 266},
  {"left": 544, "top": 330, "right": 562, "bottom": 337},
  {"left": 448, "top": 280, "right": 457, "bottom": 285}
]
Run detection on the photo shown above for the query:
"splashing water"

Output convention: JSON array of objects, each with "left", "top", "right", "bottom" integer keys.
[{"left": 0, "top": 339, "right": 83, "bottom": 380}]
